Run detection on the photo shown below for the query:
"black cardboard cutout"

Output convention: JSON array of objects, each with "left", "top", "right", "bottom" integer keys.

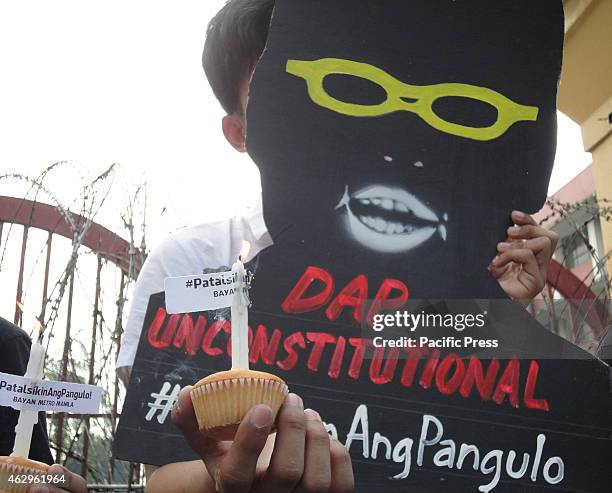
[
  {"left": 247, "top": 0, "right": 563, "bottom": 300},
  {"left": 244, "top": 1, "right": 612, "bottom": 491},
  {"left": 114, "top": 295, "right": 612, "bottom": 491}
]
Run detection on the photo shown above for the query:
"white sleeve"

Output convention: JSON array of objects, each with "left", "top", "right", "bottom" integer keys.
[
  {"left": 115, "top": 231, "right": 219, "bottom": 369},
  {"left": 115, "top": 247, "right": 166, "bottom": 370},
  {"left": 115, "top": 220, "right": 239, "bottom": 369}
]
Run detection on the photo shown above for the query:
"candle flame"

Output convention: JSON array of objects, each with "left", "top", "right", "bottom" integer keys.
[
  {"left": 239, "top": 240, "right": 251, "bottom": 261},
  {"left": 34, "top": 318, "right": 46, "bottom": 342}
]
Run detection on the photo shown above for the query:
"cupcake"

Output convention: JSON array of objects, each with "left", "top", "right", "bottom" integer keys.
[
  {"left": 190, "top": 369, "right": 289, "bottom": 440},
  {"left": 0, "top": 456, "right": 49, "bottom": 493}
]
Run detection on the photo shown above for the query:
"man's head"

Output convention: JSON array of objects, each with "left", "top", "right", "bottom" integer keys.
[{"left": 203, "top": 0, "right": 274, "bottom": 152}]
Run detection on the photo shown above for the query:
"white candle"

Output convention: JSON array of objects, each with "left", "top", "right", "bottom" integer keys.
[
  {"left": 11, "top": 338, "right": 45, "bottom": 458},
  {"left": 231, "top": 241, "right": 251, "bottom": 369}
]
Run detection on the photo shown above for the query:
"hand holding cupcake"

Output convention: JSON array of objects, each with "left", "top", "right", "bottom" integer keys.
[
  {"left": 190, "top": 243, "right": 288, "bottom": 440},
  {"left": 165, "top": 388, "right": 354, "bottom": 493}
]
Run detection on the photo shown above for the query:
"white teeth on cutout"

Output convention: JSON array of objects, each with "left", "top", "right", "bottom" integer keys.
[
  {"left": 338, "top": 183, "right": 447, "bottom": 253},
  {"left": 381, "top": 199, "right": 394, "bottom": 210},
  {"left": 358, "top": 197, "right": 413, "bottom": 214},
  {"left": 355, "top": 216, "right": 431, "bottom": 237},
  {"left": 395, "top": 201, "right": 410, "bottom": 213},
  {"left": 353, "top": 185, "right": 439, "bottom": 223}
]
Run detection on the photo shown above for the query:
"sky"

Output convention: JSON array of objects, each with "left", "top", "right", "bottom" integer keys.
[{"left": 0, "top": 0, "right": 261, "bottom": 249}]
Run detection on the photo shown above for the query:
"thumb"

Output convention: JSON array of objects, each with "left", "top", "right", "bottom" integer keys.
[{"left": 215, "top": 405, "right": 274, "bottom": 493}]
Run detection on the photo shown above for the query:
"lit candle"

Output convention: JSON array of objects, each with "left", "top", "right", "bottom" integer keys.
[
  {"left": 231, "top": 241, "right": 251, "bottom": 370},
  {"left": 11, "top": 332, "right": 45, "bottom": 458}
]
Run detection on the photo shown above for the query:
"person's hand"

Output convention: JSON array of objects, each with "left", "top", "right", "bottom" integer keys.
[
  {"left": 29, "top": 464, "right": 87, "bottom": 493},
  {"left": 171, "top": 387, "right": 354, "bottom": 493},
  {"left": 490, "top": 210, "right": 559, "bottom": 301}
]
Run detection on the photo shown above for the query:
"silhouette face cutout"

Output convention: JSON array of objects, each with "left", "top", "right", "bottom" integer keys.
[{"left": 247, "top": 0, "right": 564, "bottom": 299}]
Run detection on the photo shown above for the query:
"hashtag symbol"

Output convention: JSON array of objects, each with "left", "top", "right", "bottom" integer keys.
[
  {"left": 145, "top": 382, "right": 181, "bottom": 424},
  {"left": 185, "top": 279, "right": 193, "bottom": 288}
]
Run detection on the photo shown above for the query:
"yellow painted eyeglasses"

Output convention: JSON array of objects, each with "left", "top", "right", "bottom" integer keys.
[{"left": 286, "top": 58, "right": 539, "bottom": 141}]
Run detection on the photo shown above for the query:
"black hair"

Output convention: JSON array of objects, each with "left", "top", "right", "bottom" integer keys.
[{"left": 203, "top": 0, "right": 275, "bottom": 115}]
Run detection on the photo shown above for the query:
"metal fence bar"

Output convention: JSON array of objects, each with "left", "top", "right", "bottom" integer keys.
[
  {"left": 39, "top": 231, "right": 53, "bottom": 322},
  {"left": 83, "top": 254, "right": 103, "bottom": 479},
  {"left": 14, "top": 225, "right": 28, "bottom": 326},
  {"left": 111, "top": 270, "right": 126, "bottom": 480},
  {"left": 56, "top": 269, "right": 75, "bottom": 464},
  {"left": 87, "top": 485, "right": 144, "bottom": 492}
]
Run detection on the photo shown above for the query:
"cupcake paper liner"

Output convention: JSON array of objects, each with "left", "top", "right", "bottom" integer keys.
[
  {"left": 0, "top": 459, "right": 48, "bottom": 493},
  {"left": 191, "top": 376, "right": 289, "bottom": 434}
]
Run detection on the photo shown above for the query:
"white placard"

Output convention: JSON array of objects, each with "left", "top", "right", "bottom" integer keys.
[
  {"left": 0, "top": 372, "right": 102, "bottom": 413},
  {"left": 164, "top": 270, "right": 236, "bottom": 314}
]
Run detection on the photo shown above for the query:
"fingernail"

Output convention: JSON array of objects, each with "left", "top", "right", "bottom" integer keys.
[
  {"left": 508, "top": 226, "right": 521, "bottom": 234},
  {"left": 304, "top": 408, "right": 322, "bottom": 422},
  {"left": 285, "top": 393, "right": 303, "bottom": 409},
  {"left": 497, "top": 242, "right": 511, "bottom": 250},
  {"left": 174, "top": 387, "right": 191, "bottom": 414},
  {"left": 512, "top": 210, "right": 524, "bottom": 218},
  {"left": 250, "top": 404, "right": 273, "bottom": 429}
]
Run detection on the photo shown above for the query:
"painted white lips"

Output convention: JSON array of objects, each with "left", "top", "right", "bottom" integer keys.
[{"left": 336, "top": 184, "right": 447, "bottom": 253}]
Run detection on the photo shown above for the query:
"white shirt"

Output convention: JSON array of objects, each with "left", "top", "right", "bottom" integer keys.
[{"left": 115, "top": 205, "right": 271, "bottom": 369}]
